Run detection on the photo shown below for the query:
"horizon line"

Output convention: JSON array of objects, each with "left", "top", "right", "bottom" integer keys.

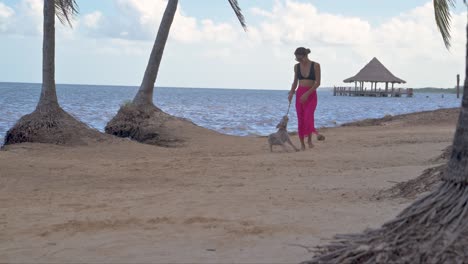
[{"left": 0, "top": 81, "right": 456, "bottom": 91}]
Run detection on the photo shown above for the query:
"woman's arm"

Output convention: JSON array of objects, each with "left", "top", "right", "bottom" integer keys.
[
  {"left": 289, "top": 65, "right": 298, "bottom": 102},
  {"left": 290, "top": 65, "right": 298, "bottom": 93},
  {"left": 313, "top": 63, "right": 321, "bottom": 90}
]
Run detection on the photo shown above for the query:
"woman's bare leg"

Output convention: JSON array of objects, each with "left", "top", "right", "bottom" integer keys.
[
  {"left": 300, "top": 137, "right": 306, "bottom": 150},
  {"left": 307, "top": 134, "right": 314, "bottom": 148}
]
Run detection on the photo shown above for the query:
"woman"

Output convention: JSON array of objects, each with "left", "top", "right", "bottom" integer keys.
[{"left": 288, "top": 47, "right": 321, "bottom": 150}]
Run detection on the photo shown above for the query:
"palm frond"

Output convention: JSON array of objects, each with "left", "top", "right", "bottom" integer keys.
[
  {"left": 228, "top": 0, "right": 247, "bottom": 31},
  {"left": 433, "top": 0, "right": 456, "bottom": 49},
  {"left": 54, "top": 0, "right": 79, "bottom": 27}
]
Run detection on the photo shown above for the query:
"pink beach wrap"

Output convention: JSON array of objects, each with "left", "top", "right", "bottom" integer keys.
[{"left": 295, "top": 86, "right": 318, "bottom": 139}]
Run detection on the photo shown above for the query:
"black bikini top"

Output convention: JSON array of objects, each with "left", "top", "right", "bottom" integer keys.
[{"left": 296, "top": 62, "right": 316, "bottom": 80}]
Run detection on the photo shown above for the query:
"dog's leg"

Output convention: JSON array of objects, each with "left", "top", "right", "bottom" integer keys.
[
  {"left": 270, "top": 144, "right": 273, "bottom": 152},
  {"left": 286, "top": 136, "right": 300, "bottom": 152}
]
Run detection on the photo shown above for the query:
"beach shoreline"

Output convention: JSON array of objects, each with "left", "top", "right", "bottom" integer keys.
[
  {"left": 1, "top": 82, "right": 463, "bottom": 139},
  {"left": 0, "top": 107, "right": 460, "bottom": 263}
]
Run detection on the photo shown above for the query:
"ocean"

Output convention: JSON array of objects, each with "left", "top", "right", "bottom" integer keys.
[{"left": 0, "top": 82, "right": 462, "bottom": 143}]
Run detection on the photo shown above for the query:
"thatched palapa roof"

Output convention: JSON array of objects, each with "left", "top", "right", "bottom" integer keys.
[{"left": 344, "top": 57, "right": 406, "bottom": 83}]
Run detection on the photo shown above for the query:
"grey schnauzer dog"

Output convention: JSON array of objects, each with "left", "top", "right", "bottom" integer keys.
[{"left": 268, "top": 115, "right": 299, "bottom": 152}]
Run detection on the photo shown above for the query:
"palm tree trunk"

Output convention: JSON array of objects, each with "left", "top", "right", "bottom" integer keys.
[
  {"left": 444, "top": 23, "right": 468, "bottom": 183},
  {"left": 37, "top": 0, "right": 59, "bottom": 111},
  {"left": 133, "top": 0, "right": 178, "bottom": 107}
]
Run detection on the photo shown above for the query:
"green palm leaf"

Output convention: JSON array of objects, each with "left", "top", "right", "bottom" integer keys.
[
  {"left": 433, "top": 0, "right": 456, "bottom": 49},
  {"left": 54, "top": 0, "right": 79, "bottom": 27},
  {"left": 228, "top": 0, "right": 247, "bottom": 30}
]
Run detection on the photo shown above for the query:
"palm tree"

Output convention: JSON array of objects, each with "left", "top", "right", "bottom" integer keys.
[
  {"left": 301, "top": 1, "right": 468, "bottom": 263},
  {"left": 4, "top": 0, "right": 103, "bottom": 146},
  {"left": 105, "top": 0, "right": 246, "bottom": 146}
]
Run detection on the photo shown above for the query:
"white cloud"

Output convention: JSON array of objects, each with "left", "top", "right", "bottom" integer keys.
[
  {"left": 16, "top": 0, "right": 42, "bottom": 35},
  {"left": 83, "top": 11, "right": 102, "bottom": 29},
  {"left": 247, "top": 0, "right": 371, "bottom": 46},
  {"left": 79, "top": 0, "right": 240, "bottom": 44},
  {"left": 170, "top": 14, "right": 201, "bottom": 43},
  {"left": 96, "top": 38, "right": 150, "bottom": 56},
  {"left": 0, "top": 2, "right": 14, "bottom": 32},
  {"left": 199, "top": 19, "right": 238, "bottom": 43},
  {"left": 241, "top": 0, "right": 465, "bottom": 88},
  {"left": 114, "top": 0, "right": 166, "bottom": 39},
  {"left": 350, "top": 2, "right": 466, "bottom": 87},
  {"left": 250, "top": 7, "right": 273, "bottom": 19},
  {"left": 0, "top": 0, "right": 466, "bottom": 88},
  {"left": 0, "top": 0, "right": 79, "bottom": 37},
  {"left": 201, "top": 47, "right": 233, "bottom": 59}
]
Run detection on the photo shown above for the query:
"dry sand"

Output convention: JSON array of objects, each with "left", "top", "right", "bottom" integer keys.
[{"left": 0, "top": 108, "right": 460, "bottom": 264}]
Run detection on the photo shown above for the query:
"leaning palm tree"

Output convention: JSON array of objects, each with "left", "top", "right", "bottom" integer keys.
[
  {"left": 105, "top": 0, "right": 246, "bottom": 147},
  {"left": 301, "top": 1, "right": 468, "bottom": 263},
  {"left": 4, "top": 0, "right": 104, "bottom": 146}
]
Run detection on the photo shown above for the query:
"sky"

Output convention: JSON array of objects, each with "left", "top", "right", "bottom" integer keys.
[{"left": 0, "top": 0, "right": 467, "bottom": 90}]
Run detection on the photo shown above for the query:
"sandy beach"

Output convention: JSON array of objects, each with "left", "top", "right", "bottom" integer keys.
[{"left": 0, "top": 108, "right": 460, "bottom": 264}]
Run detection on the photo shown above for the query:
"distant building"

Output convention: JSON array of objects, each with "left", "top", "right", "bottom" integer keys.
[{"left": 334, "top": 57, "right": 412, "bottom": 97}]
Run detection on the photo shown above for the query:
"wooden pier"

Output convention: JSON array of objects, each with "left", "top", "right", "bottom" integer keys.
[
  {"left": 340, "top": 57, "right": 410, "bottom": 98},
  {"left": 333, "top": 86, "right": 414, "bottom": 97}
]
